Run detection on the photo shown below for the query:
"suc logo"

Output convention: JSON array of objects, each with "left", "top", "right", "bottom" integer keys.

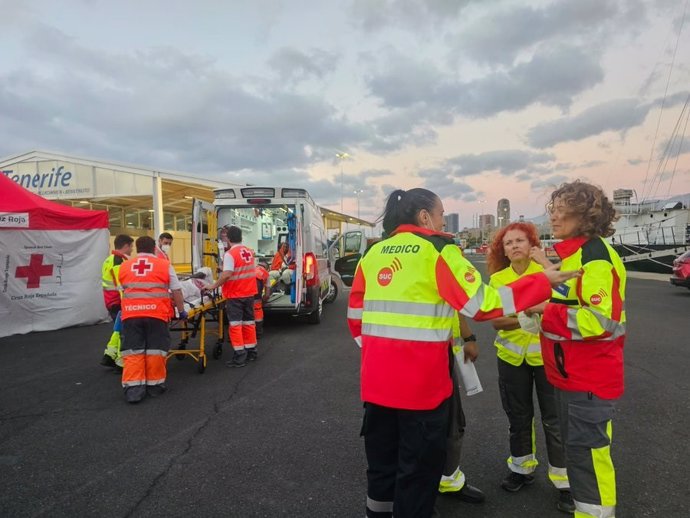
[
  {"left": 377, "top": 257, "right": 402, "bottom": 287},
  {"left": 378, "top": 267, "right": 393, "bottom": 286}
]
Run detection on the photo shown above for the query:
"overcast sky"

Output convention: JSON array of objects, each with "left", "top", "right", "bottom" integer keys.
[{"left": 1, "top": 0, "right": 689, "bottom": 224}]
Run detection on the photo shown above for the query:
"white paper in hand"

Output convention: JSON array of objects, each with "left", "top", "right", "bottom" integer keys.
[
  {"left": 517, "top": 311, "right": 541, "bottom": 334},
  {"left": 454, "top": 349, "right": 483, "bottom": 396}
]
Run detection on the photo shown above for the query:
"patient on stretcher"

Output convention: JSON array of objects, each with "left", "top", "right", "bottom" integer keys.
[{"left": 178, "top": 266, "right": 214, "bottom": 313}]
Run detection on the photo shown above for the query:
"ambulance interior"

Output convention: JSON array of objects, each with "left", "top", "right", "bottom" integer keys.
[
  {"left": 217, "top": 205, "right": 297, "bottom": 306},
  {"left": 217, "top": 205, "right": 295, "bottom": 259}
]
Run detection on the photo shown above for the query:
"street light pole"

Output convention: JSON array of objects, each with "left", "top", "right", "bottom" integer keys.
[
  {"left": 335, "top": 152, "right": 350, "bottom": 213},
  {"left": 353, "top": 189, "right": 364, "bottom": 221}
]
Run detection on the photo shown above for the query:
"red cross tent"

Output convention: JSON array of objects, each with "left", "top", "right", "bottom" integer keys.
[{"left": 0, "top": 174, "right": 110, "bottom": 338}]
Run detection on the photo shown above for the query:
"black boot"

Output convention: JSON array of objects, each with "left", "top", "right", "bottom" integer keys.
[{"left": 226, "top": 351, "right": 247, "bottom": 368}]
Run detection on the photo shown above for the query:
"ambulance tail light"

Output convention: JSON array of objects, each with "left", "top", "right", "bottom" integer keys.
[{"left": 304, "top": 252, "right": 318, "bottom": 287}]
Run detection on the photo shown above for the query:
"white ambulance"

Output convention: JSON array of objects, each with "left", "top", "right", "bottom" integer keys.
[{"left": 191, "top": 187, "right": 338, "bottom": 324}]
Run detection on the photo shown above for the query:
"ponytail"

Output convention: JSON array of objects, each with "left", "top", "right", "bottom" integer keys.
[{"left": 381, "top": 188, "right": 438, "bottom": 235}]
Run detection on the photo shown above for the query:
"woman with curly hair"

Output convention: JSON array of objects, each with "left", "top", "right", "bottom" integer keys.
[
  {"left": 529, "top": 180, "right": 625, "bottom": 518},
  {"left": 487, "top": 222, "right": 573, "bottom": 514}
]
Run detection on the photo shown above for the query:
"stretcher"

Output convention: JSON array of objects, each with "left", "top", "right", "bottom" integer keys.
[{"left": 167, "top": 292, "right": 226, "bottom": 373}]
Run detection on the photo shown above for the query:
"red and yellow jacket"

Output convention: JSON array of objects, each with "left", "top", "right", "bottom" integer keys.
[
  {"left": 102, "top": 250, "right": 129, "bottom": 309},
  {"left": 347, "top": 224, "right": 552, "bottom": 410},
  {"left": 540, "top": 236, "right": 626, "bottom": 399},
  {"left": 490, "top": 261, "right": 545, "bottom": 367}
]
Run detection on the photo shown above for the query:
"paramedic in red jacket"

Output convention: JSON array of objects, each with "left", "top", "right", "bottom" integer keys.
[
  {"left": 529, "top": 181, "right": 625, "bottom": 518},
  {"left": 206, "top": 225, "right": 258, "bottom": 368}
]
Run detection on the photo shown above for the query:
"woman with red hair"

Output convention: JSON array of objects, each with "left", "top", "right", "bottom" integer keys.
[{"left": 487, "top": 222, "right": 573, "bottom": 514}]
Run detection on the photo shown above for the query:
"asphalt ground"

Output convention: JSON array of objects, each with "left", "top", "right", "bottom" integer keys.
[{"left": 1, "top": 265, "right": 689, "bottom": 518}]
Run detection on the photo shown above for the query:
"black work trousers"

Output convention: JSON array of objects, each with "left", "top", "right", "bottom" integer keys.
[
  {"left": 362, "top": 399, "right": 449, "bottom": 518},
  {"left": 443, "top": 360, "right": 466, "bottom": 477},
  {"left": 497, "top": 357, "right": 565, "bottom": 473}
]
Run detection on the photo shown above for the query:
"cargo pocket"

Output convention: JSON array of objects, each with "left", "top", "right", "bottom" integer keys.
[
  {"left": 554, "top": 342, "right": 568, "bottom": 378},
  {"left": 567, "top": 400, "right": 615, "bottom": 449},
  {"left": 498, "top": 376, "right": 513, "bottom": 418},
  {"left": 360, "top": 403, "right": 369, "bottom": 437}
]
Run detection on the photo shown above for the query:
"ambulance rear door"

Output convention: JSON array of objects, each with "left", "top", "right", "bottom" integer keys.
[
  {"left": 191, "top": 199, "right": 218, "bottom": 278},
  {"left": 292, "top": 202, "right": 304, "bottom": 310}
]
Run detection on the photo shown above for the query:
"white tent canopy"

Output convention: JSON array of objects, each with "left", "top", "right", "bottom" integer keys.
[{"left": 0, "top": 174, "right": 110, "bottom": 338}]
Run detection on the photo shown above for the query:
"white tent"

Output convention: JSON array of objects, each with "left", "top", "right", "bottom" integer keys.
[{"left": 0, "top": 174, "right": 110, "bottom": 338}]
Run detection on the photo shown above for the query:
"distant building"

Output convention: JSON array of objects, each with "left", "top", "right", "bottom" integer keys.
[
  {"left": 497, "top": 198, "right": 510, "bottom": 227},
  {"left": 478, "top": 214, "right": 495, "bottom": 243},
  {"left": 479, "top": 214, "right": 495, "bottom": 229},
  {"left": 444, "top": 213, "right": 459, "bottom": 234}
]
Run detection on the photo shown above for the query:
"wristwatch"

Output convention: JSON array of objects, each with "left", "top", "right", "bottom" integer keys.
[{"left": 462, "top": 334, "right": 477, "bottom": 343}]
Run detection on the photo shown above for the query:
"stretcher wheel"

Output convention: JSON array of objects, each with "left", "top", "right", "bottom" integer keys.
[
  {"left": 198, "top": 356, "right": 207, "bottom": 374},
  {"left": 213, "top": 343, "right": 223, "bottom": 359}
]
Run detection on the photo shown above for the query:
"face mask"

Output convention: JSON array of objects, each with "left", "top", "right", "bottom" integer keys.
[
  {"left": 422, "top": 210, "right": 437, "bottom": 232},
  {"left": 161, "top": 244, "right": 171, "bottom": 254}
]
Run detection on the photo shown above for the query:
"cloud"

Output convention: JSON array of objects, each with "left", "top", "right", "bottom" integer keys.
[
  {"left": 366, "top": 45, "right": 604, "bottom": 119},
  {"left": 531, "top": 174, "right": 571, "bottom": 190},
  {"left": 358, "top": 169, "right": 394, "bottom": 178},
  {"left": 659, "top": 135, "right": 690, "bottom": 159},
  {"left": 445, "top": 149, "right": 556, "bottom": 177},
  {"left": 0, "top": 24, "right": 375, "bottom": 174},
  {"left": 350, "top": 0, "right": 473, "bottom": 32},
  {"left": 267, "top": 47, "right": 338, "bottom": 84},
  {"left": 526, "top": 92, "right": 689, "bottom": 148},
  {"left": 415, "top": 167, "right": 478, "bottom": 200},
  {"left": 451, "top": 0, "right": 624, "bottom": 65},
  {"left": 366, "top": 54, "right": 446, "bottom": 109}
]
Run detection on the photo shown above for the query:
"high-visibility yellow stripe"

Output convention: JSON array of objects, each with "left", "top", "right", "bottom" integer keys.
[
  {"left": 507, "top": 453, "right": 538, "bottom": 474},
  {"left": 439, "top": 467, "right": 466, "bottom": 492},
  {"left": 548, "top": 464, "right": 569, "bottom": 489},
  {"left": 592, "top": 420, "right": 616, "bottom": 507}
]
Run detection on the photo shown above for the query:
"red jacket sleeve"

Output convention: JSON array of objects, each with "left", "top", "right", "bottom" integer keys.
[{"left": 347, "top": 264, "right": 365, "bottom": 347}]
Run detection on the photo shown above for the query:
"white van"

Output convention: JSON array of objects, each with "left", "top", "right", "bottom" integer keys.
[{"left": 191, "top": 187, "right": 338, "bottom": 324}]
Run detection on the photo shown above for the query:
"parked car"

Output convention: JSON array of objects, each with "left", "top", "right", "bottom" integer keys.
[
  {"left": 329, "top": 230, "right": 380, "bottom": 287},
  {"left": 670, "top": 250, "right": 690, "bottom": 289}
]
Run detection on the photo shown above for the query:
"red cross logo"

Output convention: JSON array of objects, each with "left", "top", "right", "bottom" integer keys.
[
  {"left": 132, "top": 258, "right": 153, "bottom": 276},
  {"left": 240, "top": 248, "right": 253, "bottom": 263},
  {"left": 15, "top": 254, "right": 54, "bottom": 289}
]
